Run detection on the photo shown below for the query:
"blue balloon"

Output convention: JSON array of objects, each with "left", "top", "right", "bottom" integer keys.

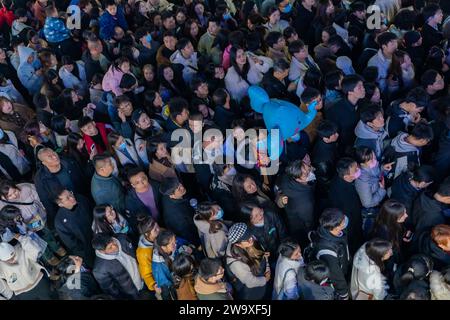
[{"left": 248, "top": 85, "right": 318, "bottom": 159}]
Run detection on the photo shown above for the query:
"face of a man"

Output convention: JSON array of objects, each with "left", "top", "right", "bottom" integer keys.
[{"left": 81, "top": 122, "right": 98, "bottom": 136}]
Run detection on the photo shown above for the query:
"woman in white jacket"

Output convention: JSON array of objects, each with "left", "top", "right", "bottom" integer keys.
[
  {"left": 107, "top": 131, "right": 142, "bottom": 168},
  {"left": 351, "top": 238, "right": 393, "bottom": 300},
  {"left": 0, "top": 129, "right": 30, "bottom": 181},
  {"left": 58, "top": 56, "right": 87, "bottom": 96},
  {"left": 273, "top": 240, "right": 304, "bottom": 300},
  {"left": 225, "top": 47, "right": 273, "bottom": 102}
]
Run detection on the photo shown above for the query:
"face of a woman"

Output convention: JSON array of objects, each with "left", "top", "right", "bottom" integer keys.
[
  {"left": 371, "top": 87, "right": 381, "bottom": 103},
  {"left": 120, "top": 62, "right": 131, "bottom": 74},
  {"left": 322, "top": 31, "right": 330, "bottom": 44},
  {"left": 401, "top": 54, "right": 412, "bottom": 69},
  {"left": 194, "top": 3, "right": 204, "bottom": 15},
  {"left": 269, "top": 10, "right": 280, "bottom": 25},
  {"left": 71, "top": 90, "right": 79, "bottom": 103},
  {"left": 138, "top": 112, "right": 152, "bottom": 130},
  {"left": 154, "top": 15, "right": 162, "bottom": 27},
  {"left": 1, "top": 101, "right": 13, "bottom": 114},
  {"left": 162, "top": 236, "right": 177, "bottom": 254},
  {"left": 176, "top": 12, "right": 186, "bottom": 24},
  {"left": 64, "top": 64, "right": 74, "bottom": 73},
  {"left": 164, "top": 36, "right": 177, "bottom": 50},
  {"left": 233, "top": 127, "right": 245, "bottom": 140},
  {"left": 382, "top": 248, "right": 393, "bottom": 261},
  {"left": 50, "top": 55, "right": 57, "bottom": 67},
  {"left": 326, "top": 2, "right": 334, "bottom": 15},
  {"left": 144, "top": 68, "right": 154, "bottom": 81},
  {"left": 198, "top": 104, "right": 209, "bottom": 118},
  {"left": 250, "top": 207, "right": 264, "bottom": 225},
  {"left": 155, "top": 143, "right": 169, "bottom": 159},
  {"left": 397, "top": 211, "right": 408, "bottom": 223},
  {"left": 190, "top": 23, "right": 199, "bottom": 37},
  {"left": 146, "top": 223, "right": 160, "bottom": 242},
  {"left": 163, "top": 67, "right": 174, "bottom": 81},
  {"left": 105, "top": 206, "right": 117, "bottom": 223},
  {"left": 243, "top": 178, "right": 257, "bottom": 194},
  {"left": 5, "top": 187, "right": 20, "bottom": 201},
  {"left": 236, "top": 49, "right": 247, "bottom": 66},
  {"left": 291, "top": 246, "right": 302, "bottom": 261}
]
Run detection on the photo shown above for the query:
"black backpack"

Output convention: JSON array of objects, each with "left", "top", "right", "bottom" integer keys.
[{"left": 303, "top": 230, "right": 341, "bottom": 265}]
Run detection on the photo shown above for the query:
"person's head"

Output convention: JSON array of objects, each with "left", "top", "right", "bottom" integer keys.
[
  {"left": 364, "top": 83, "right": 381, "bottom": 104},
  {"left": 93, "top": 205, "right": 119, "bottom": 229},
  {"left": 172, "top": 253, "right": 196, "bottom": 286},
  {"left": 194, "top": 2, "right": 205, "bottom": 16},
  {"left": 136, "top": 214, "right": 160, "bottom": 242},
  {"left": 272, "top": 58, "right": 290, "bottom": 80},
  {"left": 78, "top": 116, "right": 98, "bottom": 137},
  {"left": 404, "top": 30, "right": 422, "bottom": 48},
  {"left": 324, "top": 69, "right": 343, "bottom": 91},
  {"left": 421, "top": 69, "right": 445, "bottom": 94},
  {"left": 377, "top": 32, "right": 398, "bottom": 56},
  {"left": 55, "top": 189, "right": 77, "bottom": 210},
  {"left": 354, "top": 146, "right": 377, "bottom": 169},
  {"left": 431, "top": 224, "right": 450, "bottom": 252},
  {"left": 266, "top": 7, "right": 281, "bottom": 25},
  {"left": 207, "top": 18, "right": 220, "bottom": 36},
  {"left": 37, "top": 147, "right": 61, "bottom": 169},
  {"left": 191, "top": 77, "right": 209, "bottom": 98},
  {"left": 365, "top": 238, "right": 393, "bottom": 270},
  {"left": 405, "top": 87, "right": 429, "bottom": 111},
  {"left": 131, "top": 109, "right": 152, "bottom": 130},
  {"left": 283, "top": 26, "right": 298, "bottom": 44},
  {"left": 198, "top": 258, "right": 224, "bottom": 283},
  {"left": 56, "top": 255, "right": 84, "bottom": 282},
  {"left": 409, "top": 165, "right": 435, "bottom": 189},
  {"left": 127, "top": 167, "right": 150, "bottom": 193},
  {"left": 144, "top": 90, "right": 163, "bottom": 112},
  {"left": 302, "top": 0, "right": 316, "bottom": 9},
  {"left": 169, "top": 97, "right": 189, "bottom": 125},
  {"left": 350, "top": 1, "right": 366, "bottom": 19},
  {"left": 155, "top": 229, "right": 177, "bottom": 255},
  {"left": 188, "top": 111, "right": 203, "bottom": 133},
  {"left": 232, "top": 174, "right": 258, "bottom": 200},
  {"left": 400, "top": 283, "right": 431, "bottom": 300},
  {"left": 320, "top": 26, "right": 336, "bottom": 44},
  {"left": 160, "top": 177, "right": 186, "bottom": 199},
  {"left": 147, "top": 136, "right": 170, "bottom": 160},
  {"left": 51, "top": 114, "right": 71, "bottom": 136},
  {"left": 93, "top": 154, "right": 114, "bottom": 177},
  {"left": 44, "top": 5, "right": 57, "bottom": 18},
  {"left": 0, "top": 96, "right": 13, "bottom": 115},
  {"left": 212, "top": 88, "right": 230, "bottom": 107},
  {"left": 399, "top": 95, "right": 423, "bottom": 116},
  {"left": 360, "top": 105, "right": 384, "bottom": 131},
  {"left": 400, "top": 254, "right": 433, "bottom": 286},
  {"left": 185, "top": 19, "right": 199, "bottom": 38},
  {"left": 278, "top": 239, "right": 302, "bottom": 261},
  {"left": 435, "top": 177, "right": 450, "bottom": 204},
  {"left": 319, "top": 208, "right": 348, "bottom": 236},
  {"left": 336, "top": 157, "right": 360, "bottom": 182},
  {"left": 104, "top": 0, "right": 117, "bottom": 16},
  {"left": 285, "top": 159, "right": 315, "bottom": 184},
  {"left": 87, "top": 35, "right": 103, "bottom": 56},
  {"left": 304, "top": 260, "right": 331, "bottom": 285},
  {"left": 196, "top": 201, "right": 224, "bottom": 225},
  {"left": 390, "top": 50, "right": 412, "bottom": 76},
  {"left": 161, "top": 11, "right": 176, "bottom": 30},
  {"left": 317, "top": 120, "right": 339, "bottom": 143},
  {"left": 407, "top": 122, "right": 434, "bottom": 147},
  {"left": 115, "top": 95, "right": 134, "bottom": 117},
  {"left": 61, "top": 55, "right": 76, "bottom": 74},
  {"left": 341, "top": 75, "right": 365, "bottom": 101},
  {"left": 0, "top": 180, "right": 20, "bottom": 203},
  {"left": 266, "top": 31, "right": 285, "bottom": 51},
  {"left": 163, "top": 31, "right": 177, "bottom": 51},
  {"left": 327, "top": 35, "right": 343, "bottom": 53},
  {"left": 228, "top": 222, "right": 255, "bottom": 249},
  {"left": 288, "top": 40, "right": 308, "bottom": 61},
  {"left": 423, "top": 3, "right": 443, "bottom": 26},
  {"left": 92, "top": 233, "right": 119, "bottom": 254},
  {"left": 240, "top": 201, "right": 265, "bottom": 226},
  {"left": 301, "top": 87, "right": 322, "bottom": 110}
]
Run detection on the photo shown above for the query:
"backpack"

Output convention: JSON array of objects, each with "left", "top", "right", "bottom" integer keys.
[{"left": 302, "top": 230, "right": 341, "bottom": 265}]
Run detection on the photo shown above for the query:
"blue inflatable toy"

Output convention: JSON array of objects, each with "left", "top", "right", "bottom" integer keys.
[{"left": 248, "top": 85, "right": 318, "bottom": 159}]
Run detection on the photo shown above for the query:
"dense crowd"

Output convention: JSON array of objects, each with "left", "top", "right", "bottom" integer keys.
[{"left": 0, "top": 0, "right": 449, "bottom": 301}]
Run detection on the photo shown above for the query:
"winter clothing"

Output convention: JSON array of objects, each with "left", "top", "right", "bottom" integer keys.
[
  {"left": 43, "top": 17, "right": 70, "bottom": 43},
  {"left": 0, "top": 103, "right": 35, "bottom": 137},
  {"left": 91, "top": 172, "right": 126, "bottom": 214},
  {"left": 386, "top": 133, "right": 421, "bottom": 178},
  {"left": 355, "top": 165, "right": 387, "bottom": 209},
  {"left": 273, "top": 255, "right": 303, "bottom": 300},
  {"left": 390, "top": 172, "right": 420, "bottom": 215},
  {"left": 0, "top": 130, "right": 31, "bottom": 179},
  {"left": 124, "top": 180, "right": 161, "bottom": 229},
  {"left": 99, "top": 7, "right": 128, "bottom": 41},
  {"left": 354, "top": 121, "right": 388, "bottom": 160},
  {"left": 102, "top": 65, "right": 128, "bottom": 97},
  {"left": 417, "top": 231, "right": 450, "bottom": 271},
  {"left": 17, "top": 46, "right": 43, "bottom": 95},
  {"left": 170, "top": 50, "right": 199, "bottom": 85},
  {"left": 136, "top": 236, "right": 156, "bottom": 291},
  {"left": 193, "top": 215, "right": 228, "bottom": 258},
  {"left": 288, "top": 56, "right": 319, "bottom": 82},
  {"left": 57, "top": 271, "right": 100, "bottom": 300},
  {"left": 367, "top": 50, "right": 392, "bottom": 93},
  {"left": 430, "top": 271, "right": 450, "bottom": 300},
  {"left": 194, "top": 276, "right": 232, "bottom": 300},
  {"left": 58, "top": 62, "right": 88, "bottom": 94},
  {"left": 297, "top": 266, "right": 335, "bottom": 300},
  {"left": 433, "top": 132, "right": 450, "bottom": 180},
  {"left": 411, "top": 192, "right": 446, "bottom": 236}
]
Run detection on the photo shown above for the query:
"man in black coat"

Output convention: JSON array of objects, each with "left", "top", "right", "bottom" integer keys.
[
  {"left": 293, "top": 0, "right": 316, "bottom": 47},
  {"left": 92, "top": 233, "right": 144, "bottom": 299},
  {"left": 312, "top": 208, "right": 351, "bottom": 300},
  {"left": 34, "top": 148, "right": 89, "bottom": 228},
  {"left": 411, "top": 177, "right": 450, "bottom": 236},
  {"left": 328, "top": 158, "right": 364, "bottom": 254},
  {"left": 261, "top": 58, "right": 298, "bottom": 103},
  {"left": 278, "top": 159, "right": 316, "bottom": 248},
  {"left": 421, "top": 4, "right": 444, "bottom": 54},
  {"left": 433, "top": 129, "right": 450, "bottom": 183},
  {"left": 390, "top": 165, "right": 435, "bottom": 216},
  {"left": 160, "top": 178, "right": 200, "bottom": 246},
  {"left": 212, "top": 88, "right": 237, "bottom": 134},
  {"left": 82, "top": 35, "right": 111, "bottom": 83},
  {"left": 325, "top": 75, "right": 365, "bottom": 156},
  {"left": 54, "top": 190, "right": 95, "bottom": 267},
  {"left": 125, "top": 168, "right": 162, "bottom": 231}
]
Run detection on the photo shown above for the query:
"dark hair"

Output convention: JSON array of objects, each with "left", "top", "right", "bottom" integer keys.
[
  {"left": 51, "top": 115, "right": 69, "bottom": 136},
  {"left": 304, "top": 260, "right": 330, "bottom": 284},
  {"left": 67, "top": 132, "right": 88, "bottom": 164},
  {"left": 240, "top": 200, "right": 263, "bottom": 224},
  {"left": 232, "top": 173, "right": 257, "bottom": 203},
  {"left": 354, "top": 146, "right": 375, "bottom": 164},
  {"left": 317, "top": 120, "right": 338, "bottom": 139},
  {"left": 288, "top": 39, "right": 306, "bottom": 55},
  {"left": 126, "top": 166, "right": 146, "bottom": 183},
  {"left": 362, "top": 66, "right": 379, "bottom": 83},
  {"left": 0, "top": 180, "right": 18, "bottom": 199},
  {"left": 341, "top": 74, "right": 363, "bottom": 95},
  {"left": 400, "top": 283, "right": 431, "bottom": 300},
  {"left": 420, "top": 69, "right": 440, "bottom": 88},
  {"left": 301, "top": 87, "right": 321, "bottom": 104},
  {"left": 278, "top": 239, "right": 300, "bottom": 259},
  {"left": 324, "top": 70, "right": 343, "bottom": 90},
  {"left": 230, "top": 46, "right": 250, "bottom": 79},
  {"left": 175, "top": 37, "right": 191, "bottom": 51},
  {"left": 336, "top": 157, "right": 356, "bottom": 178},
  {"left": 33, "top": 93, "right": 49, "bottom": 110},
  {"left": 363, "top": 83, "right": 379, "bottom": 101},
  {"left": 365, "top": 238, "right": 392, "bottom": 271},
  {"left": 411, "top": 165, "right": 435, "bottom": 183},
  {"left": 92, "top": 205, "right": 120, "bottom": 235},
  {"left": 437, "top": 176, "right": 450, "bottom": 196},
  {"left": 119, "top": 73, "right": 137, "bottom": 89},
  {"left": 422, "top": 3, "right": 441, "bottom": 23},
  {"left": 360, "top": 105, "right": 383, "bottom": 124},
  {"left": 265, "top": 31, "right": 283, "bottom": 48},
  {"left": 285, "top": 159, "right": 309, "bottom": 179},
  {"left": 195, "top": 201, "right": 224, "bottom": 234},
  {"left": 273, "top": 58, "right": 290, "bottom": 73},
  {"left": 376, "top": 32, "right": 397, "bottom": 48},
  {"left": 399, "top": 254, "right": 433, "bottom": 287},
  {"left": 78, "top": 116, "right": 94, "bottom": 129},
  {"left": 136, "top": 214, "right": 157, "bottom": 236},
  {"left": 303, "top": 69, "right": 323, "bottom": 92},
  {"left": 283, "top": 26, "right": 297, "bottom": 39},
  {"left": 319, "top": 208, "right": 345, "bottom": 231},
  {"left": 190, "top": 76, "right": 207, "bottom": 92},
  {"left": 372, "top": 199, "right": 406, "bottom": 250},
  {"left": 55, "top": 255, "right": 79, "bottom": 285},
  {"left": 198, "top": 258, "right": 222, "bottom": 281},
  {"left": 91, "top": 233, "right": 114, "bottom": 251},
  {"left": 159, "top": 177, "right": 181, "bottom": 196},
  {"left": 212, "top": 88, "right": 228, "bottom": 106},
  {"left": 169, "top": 97, "right": 189, "bottom": 118},
  {"left": 155, "top": 230, "right": 176, "bottom": 270},
  {"left": 410, "top": 122, "right": 434, "bottom": 141},
  {"left": 172, "top": 253, "right": 196, "bottom": 289},
  {"left": 393, "top": 9, "right": 416, "bottom": 30}
]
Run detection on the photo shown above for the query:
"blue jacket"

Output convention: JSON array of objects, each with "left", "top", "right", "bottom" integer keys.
[
  {"left": 152, "top": 237, "right": 189, "bottom": 288},
  {"left": 99, "top": 7, "right": 128, "bottom": 40},
  {"left": 43, "top": 17, "right": 71, "bottom": 43},
  {"left": 17, "top": 46, "right": 43, "bottom": 95}
]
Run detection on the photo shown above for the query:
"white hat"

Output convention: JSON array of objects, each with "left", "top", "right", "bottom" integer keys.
[{"left": 0, "top": 242, "right": 15, "bottom": 261}]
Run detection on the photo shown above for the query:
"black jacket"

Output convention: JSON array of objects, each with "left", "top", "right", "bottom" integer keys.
[
  {"left": 293, "top": 3, "right": 316, "bottom": 46},
  {"left": 278, "top": 174, "right": 316, "bottom": 247},
  {"left": 247, "top": 209, "right": 287, "bottom": 259},
  {"left": 261, "top": 72, "right": 291, "bottom": 101},
  {"left": 325, "top": 98, "right": 359, "bottom": 155},
  {"left": 328, "top": 176, "right": 363, "bottom": 254},
  {"left": 417, "top": 231, "right": 450, "bottom": 271},
  {"left": 411, "top": 192, "right": 447, "bottom": 235},
  {"left": 124, "top": 180, "right": 162, "bottom": 230},
  {"left": 58, "top": 272, "right": 101, "bottom": 300},
  {"left": 161, "top": 195, "right": 199, "bottom": 246},
  {"left": 213, "top": 105, "right": 236, "bottom": 134},
  {"left": 421, "top": 23, "right": 443, "bottom": 54},
  {"left": 313, "top": 226, "right": 351, "bottom": 298},
  {"left": 433, "top": 132, "right": 450, "bottom": 182},
  {"left": 82, "top": 48, "right": 111, "bottom": 83},
  {"left": 34, "top": 157, "right": 89, "bottom": 227},
  {"left": 390, "top": 172, "right": 421, "bottom": 216},
  {"left": 209, "top": 175, "right": 240, "bottom": 222},
  {"left": 311, "top": 140, "right": 338, "bottom": 197},
  {"left": 54, "top": 194, "right": 94, "bottom": 267},
  {"left": 92, "top": 235, "right": 140, "bottom": 299}
]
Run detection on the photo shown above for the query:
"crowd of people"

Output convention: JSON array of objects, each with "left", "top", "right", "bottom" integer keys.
[{"left": 0, "top": 0, "right": 449, "bottom": 301}]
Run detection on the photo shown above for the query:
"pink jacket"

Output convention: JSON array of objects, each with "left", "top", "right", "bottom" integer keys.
[
  {"left": 101, "top": 66, "right": 125, "bottom": 97},
  {"left": 222, "top": 44, "right": 232, "bottom": 71}
]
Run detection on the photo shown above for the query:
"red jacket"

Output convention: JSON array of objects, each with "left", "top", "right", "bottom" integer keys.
[
  {"left": 83, "top": 123, "right": 112, "bottom": 155},
  {"left": 0, "top": 7, "right": 14, "bottom": 27}
]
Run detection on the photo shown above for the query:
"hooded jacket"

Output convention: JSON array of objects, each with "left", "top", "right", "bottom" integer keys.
[
  {"left": 367, "top": 49, "right": 392, "bottom": 93},
  {"left": 355, "top": 165, "right": 387, "bottom": 209},
  {"left": 102, "top": 65, "right": 126, "bottom": 97},
  {"left": 194, "top": 276, "right": 232, "bottom": 300},
  {"left": 17, "top": 46, "right": 43, "bottom": 95},
  {"left": 386, "top": 101, "right": 414, "bottom": 138},
  {"left": 417, "top": 231, "right": 450, "bottom": 271},
  {"left": 93, "top": 236, "right": 143, "bottom": 299},
  {"left": 350, "top": 242, "right": 389, "bottom": 300},
  {"left": 390, "top": 171, "right": 420, "bottom": 215},
  {"left": 170, "top": 50, "right": 198, "bottom": 85},
  {"left": 354, "top": 120, "right": 388, "bottom": 160},
  {"left": 136, "top": 235, "right": 156, "bottom": 291},
  {"left": 0, "top": 79, "right": 26, "bottom": 105},
  {"left": 288, "top": 55, "right": 319, "bottom": 82},
  {"left": 0, "top": 235, "right": 47, "bottom": 296},
  {"left": 325, "top": 97, "right": 358, "bottom": 153},
  {"left": 193, "top": 215, "right": 228, "bottom": 259},
  {"left": 297, "top": 266, "right": 335, "bottom": 300},
  {"left": 430, "top": 271, "right": 450, "bottom": 300},
  {"left": 411, "top": 192, "right": 446, "bottom": 236},
  {"left": 387, "top": 133, "right": 420, "bottom": 177}
]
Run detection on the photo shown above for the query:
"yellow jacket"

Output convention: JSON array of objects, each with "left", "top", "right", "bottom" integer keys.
[{"left": 136, "top": 238, "right": 156, "bottom": 291}]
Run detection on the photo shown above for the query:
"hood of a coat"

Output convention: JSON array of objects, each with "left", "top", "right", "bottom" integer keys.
[
  {"left": 138, "top": 235, "right": 154, "bottom": 249},
  {"left": 355, "top": 120, "right": 386, "bottom": 140},
  {"left": 95, "top": 238, "right": 123, "bottom": 260},
  {"left": 358, "top": 165, "right": 381, "bottom": 183},
  {"left": 194, "top": 276, "right": 227, "bottom": 295},
  {"left": 193, "top": 215, "right": 212, "bottom": 233},
  {"left": 430, "top": 271, "right": 450, "bottom": 300},
  {"left": 390, "top": 133, "right": 418, "bottom": 154},
  {"left": 18, "top": 46, "right": 35, "bottom": 66}
]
